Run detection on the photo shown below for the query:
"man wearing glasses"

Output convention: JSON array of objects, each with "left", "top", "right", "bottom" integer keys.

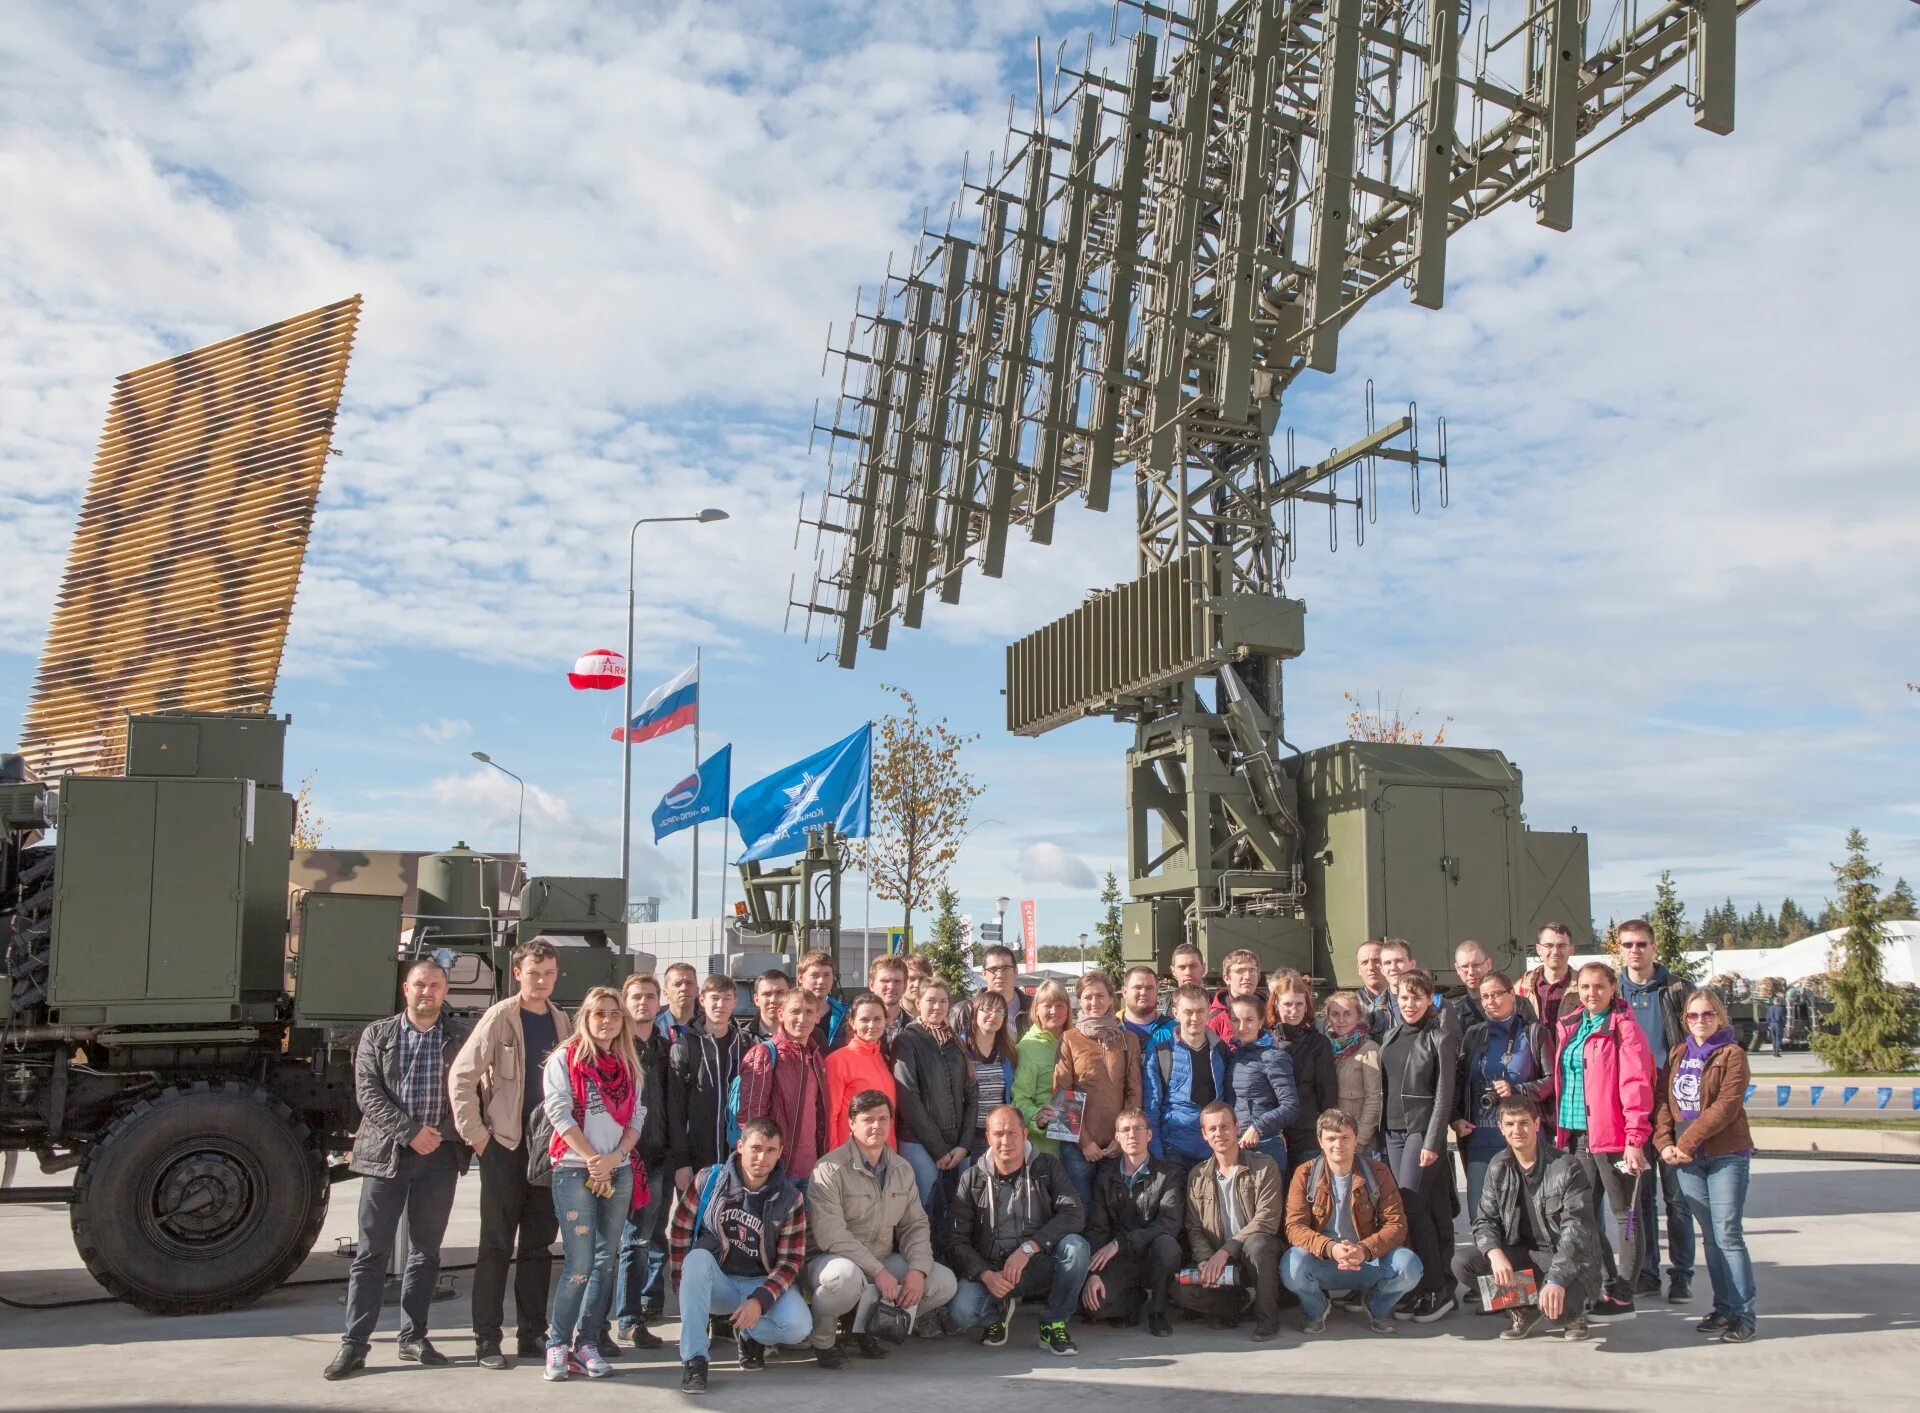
[
  {"left": 1615, "top": 918, "right": 1695, "bottom": 1304},
  {"left": 957, "top": 946, "right": 1029, "bottom": 1040}
]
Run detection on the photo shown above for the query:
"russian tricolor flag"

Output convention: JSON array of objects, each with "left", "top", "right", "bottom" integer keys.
[{"left": 612, "top": 662, "right": 697, "bottom": 744}]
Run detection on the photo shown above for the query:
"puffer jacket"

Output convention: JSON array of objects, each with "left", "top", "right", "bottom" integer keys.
[
  {"left": 1379, "top": 1009, "right": 1458, "bottom": 1156},
  {"left": 1472, "top": 1144, "right": 1600, "bottom": 1295},
  {"left": 946, "top": 1143, "right": 1084, "bottom": 1279},
  {"left": 1283, "top": 1154, "right": 1406, "bottom": 1261},
  {"left": 1142, "top": 1030, "right": 1228, "bottom": 1164},
  {"left": 1221, "top": 1032, "right": 1301, "bottom": 1153},
  {"left": 1553, "top": 1001, "right": 1655, "bottom": 1153},
  {"left": 1271, "top": 1022, "right": 1338, "bottom": 1162},
  {"left": 738, "top": 1029, "right": 830, "bottom": 1179},
  {"left": 805, "top": 1138, "right": 934, "bottom": 1276},
  {"left": 891, "top": 1021, "right": 975, "bottom": 1155}
]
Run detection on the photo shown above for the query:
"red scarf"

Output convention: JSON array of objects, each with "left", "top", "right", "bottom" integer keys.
[{"left": 548, "top": 1043, "right": 650, "bottom": 1211}]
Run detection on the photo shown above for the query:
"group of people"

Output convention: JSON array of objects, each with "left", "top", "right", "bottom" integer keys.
[{"left": 324, "top": 923, "right": 1760, "bottom": 1392}]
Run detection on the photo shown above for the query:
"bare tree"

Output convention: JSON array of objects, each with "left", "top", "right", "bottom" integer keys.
[
  {"left": 292, "top": 771, "right": 327, "bottom": 850},
  {"left": 1344, "top": 690, "right": 1450, "bottom": 745}
]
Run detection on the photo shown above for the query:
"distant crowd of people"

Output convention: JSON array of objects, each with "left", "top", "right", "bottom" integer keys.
[{"left": 323, "top": 919, "right": 1759, "bottom": 1392}]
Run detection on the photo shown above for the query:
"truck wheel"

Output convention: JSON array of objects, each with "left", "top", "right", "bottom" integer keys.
[
  {"left": 3, "top": 844, "right": 54, "bottom": 1018},
  {"left": 71, "top": 1081, "right": 327, "bottom": 1314}
]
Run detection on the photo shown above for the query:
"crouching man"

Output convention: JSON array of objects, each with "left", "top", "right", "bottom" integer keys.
[
  {"left": 1173, "top": 1102, "right": 1285, "bottom": 1341},
  {"left": 1281, "top": 1107, "right": 1422, "bottom": 1334},
  {"left": 945, "top": 1105, "right": 1090, "bottom": 1357},
  {"left": 669, "top": 1118, "right": 812, "bottom": 1394},
  {"left": 1080, "top": 1108, "right": 1185, "bottom": 1336},
  {"left": 1449, "top": 1096, "right": 1602, "bottom": 1341},
  {"left": 804, "top": 1089, "right": 958, "bottom": 1366}
]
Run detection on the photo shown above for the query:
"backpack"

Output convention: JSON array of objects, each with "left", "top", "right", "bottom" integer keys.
[
  {"left": 691, "top": 1162, "right": 727, "bottom": 1237},
  {"left": 724, "top": 1038, "right": 779, "bottom": 1148},
  {"left": 1304, "top": 1154, "right": 1380, "bottom": 1215}
]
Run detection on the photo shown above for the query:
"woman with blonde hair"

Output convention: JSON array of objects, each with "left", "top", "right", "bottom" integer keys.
[
  {"left": 1012, "top": 979, "right": 1072, "bottom": 1158},
  {"left": 1265, "top": 968, "right": 1337, "bottom": 1183},
  {"left": 1053, "top": 970, "right": 1142, "bottom": 1206},
  {"left": 1322, "top": 989, "right": 1382, "bottom": 1149},
  {"left": 539, "top": 986, "right": 646, "bottom": 1380}
]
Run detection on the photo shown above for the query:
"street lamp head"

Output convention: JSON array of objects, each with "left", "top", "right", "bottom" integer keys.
[
  {"left": 696, "top": 507, "right": 729, "bottom": 523},
  {"left": 996, "top": 896, "right": 1011, "bottom": 914},
  {"left": 471, "top": 751, "right": 492, "bottom": 764}
]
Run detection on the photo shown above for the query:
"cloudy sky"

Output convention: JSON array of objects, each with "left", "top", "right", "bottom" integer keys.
[{"left": 3, "top": 0, "right": 1916, "bottom": 957}]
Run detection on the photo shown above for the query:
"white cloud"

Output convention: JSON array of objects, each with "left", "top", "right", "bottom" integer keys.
[
  {"left": 418, "top": 717, "right": 470, "bottom": 742},
  {"left": 1018, "top": 841, "right": 1098, "bottom": 892}
]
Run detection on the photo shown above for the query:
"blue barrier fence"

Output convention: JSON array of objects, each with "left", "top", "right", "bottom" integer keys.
[{"left": 1742, "top": 1084, "right": 1918, "bottom": 1110}]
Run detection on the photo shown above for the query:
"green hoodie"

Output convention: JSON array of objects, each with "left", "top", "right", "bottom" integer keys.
[{"left": 1012, "top": 1025, "right": 1063, "bottom": 1156}]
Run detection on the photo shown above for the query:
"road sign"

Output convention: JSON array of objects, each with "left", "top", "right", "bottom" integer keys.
[{"left": 978, "top": 923, "right": 1003, "bottom": 943}]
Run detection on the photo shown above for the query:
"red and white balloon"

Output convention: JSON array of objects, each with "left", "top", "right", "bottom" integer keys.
[{"left": 567, "top": 649, "right": 627, "bottom": 691}]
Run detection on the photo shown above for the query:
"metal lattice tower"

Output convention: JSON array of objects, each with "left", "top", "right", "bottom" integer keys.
[{"left": 794, "top": 0, "right": 1754, "bottom": 924}]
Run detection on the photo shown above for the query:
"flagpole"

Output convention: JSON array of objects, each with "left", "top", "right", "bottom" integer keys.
[
  {"left": 719, "top": 812, "right": 731, "bottom": 946},
  {"left": 690, "top": 646, "right": 701, "bottom": 921}
]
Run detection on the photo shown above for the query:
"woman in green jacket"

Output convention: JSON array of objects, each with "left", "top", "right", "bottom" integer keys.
[{"left": 1012, "top": 980, "right": 1072, "bottom": 1157}]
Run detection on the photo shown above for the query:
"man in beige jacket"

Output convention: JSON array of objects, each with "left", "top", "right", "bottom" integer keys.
[
  {"left": 803, "top": 1089, "right": 957, "bottom": 1366},
  {"left": 1176, "top": 1102, "right": 1285, "bottom": 1341},
  {"left": 448, "top": 939, "right": 568, "bottom": 1369}
]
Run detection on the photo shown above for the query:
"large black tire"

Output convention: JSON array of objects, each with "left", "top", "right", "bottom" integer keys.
[
  {"left": 4, "top": 843, "right": 54, "bottom": 1016},
  {"left": 71, "top": 1081, "right": 328, "bottom": 1315}
]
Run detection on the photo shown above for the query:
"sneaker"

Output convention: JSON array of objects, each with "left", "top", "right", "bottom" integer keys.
[
  {"left": 1148, "top": 1312, "right": 1174, "bottom": 1337},
  {"left": 1589, "top": 1291, "right": 1636, "bottom": 1321},
  {"left": 575, "top": 1341, "right": 613, "bottom": 1379},
  {"left": 1500, "top": 1308, "right": 1545, "bottom": 1341},
  {"left": 1667, "top": 1273, "right": 1693, "bottom": 1304},
  {"left": 1301, "top": 1310, "right": 1328, "bottom": 1335},
  {"left": 322, "top": 1345, "right": 365, "bottom": 1381},
  {"left": 1633, "top": 1271, "right": 1662, "bottom": 1298},
  {"left": 543, "top": 1346, "right": 572, "bottom": 1382},
  {"left": 851, "top": 1333, "right": 888, "bottom": 1359},
  {"left": 815, "top": 1342, "right": 848, "bottom": 1369},
  {"left": 594, "top": 1333, "right": 621, "bottom": 1362},
  {"left": 1251, "top": 1318, "right": 1283, "bottom": 1342},
  {"left": 738, "top": 1335, "right": 766, "bottom": 1372},
  {"left": 1411, "top": 1293, "right": 1455, "bottom": 1324},
  {"left": 1367, "top": 1314, "right": 1398, "bottom": 1335},
  {"left": 475, "top": 1340, "right": 508, "bottom": 1371},
  {"left": 1561, "top": 1315, "right": 1592, "bottom": 1341},
  {"left": 1718, "top": 1320, "right": 1756, "bottom": 1343},
  {"left": 1037, "top": 1321, "right": 1079, "bottom": 1357},
  {"left": 1697, "top": 1312, "right": 1733, "bottom": 1335},
  {"left": 1391, "top": 1292, "right": 1423, "bottom": 1321},
  {"left": 980, "top": 1297, "right": 1015, "bottom": 1348},
  {"left": 680, "top": 1356, "right": 709, "bottom": 1395}
]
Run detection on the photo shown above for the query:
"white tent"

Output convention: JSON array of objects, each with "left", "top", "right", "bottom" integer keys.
[{"left": 1577, "top": 919, "right": 1920, "bottom": 986}]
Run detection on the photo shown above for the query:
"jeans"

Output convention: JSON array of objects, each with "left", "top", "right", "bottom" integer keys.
[
  {"left": 548, "top": 1164, "right": 630, "bottom": 1350},
  {"left": 597, "top": 1160, "right": 672, "bottom": 1336},
  {"left": 1056, "top": 1145, "right": 1101, "bottom": 1210},
  {"left": 1674, "top": 1152, "right": 1756, "bottom": 1323},
  {"left": 1283, "top": 1246, "right": 1424, "bottom": 1321},
  {"left": 1451, "top": 1244, "right": 1595, "bottom": 1319},
  {"left": 471, "top": 1137, "right": 559, "bottom": 1345},
  {"left": 804, "top": 1253, "right": 959, "bottom": 1346},
  {"left": 1638, "top": 1141, "right": 1696, "bottom": 1282},
  {"left": 1386, "top": 1130, "right": 1454, "bottom": 1299},
  {"left": 676, "top": 1248, "right": 814, "bottom": 1362},
  {"left": 900, "top": 1141, "right": 958, "bottom": 1254},
  {"left": 342, "top": 1144, "right": 462, "bottom": 1352},
  {"left": 1569, "top": 1131, "right": 1643, "bottom": 1296},
  {"left": 1168, "top": 1231, "right": 1283, "bottom": 1325},
  {"left": 1080, "top": 1233, "right": 1183, "bottom": 1320},
  {"left": 948, "top": 1233, "right": 1092, "bottom": 1328}
]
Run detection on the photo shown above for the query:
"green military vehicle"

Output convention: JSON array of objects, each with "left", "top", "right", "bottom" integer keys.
[{"left": 0, "top": 710, "right": 627, "bottom": 1313}]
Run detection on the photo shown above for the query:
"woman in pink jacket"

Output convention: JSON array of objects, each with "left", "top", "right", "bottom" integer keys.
[{"left": 1554, "top": 961, "right": 1656, "bottom": 1320}]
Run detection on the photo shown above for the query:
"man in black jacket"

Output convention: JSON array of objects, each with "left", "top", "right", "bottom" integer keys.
[
  {"left": 1450, "top": 1096, "right": 1601, "bottom": 1341},
  {"left": 1079, "top": 1109, "right": 1183, "bottom": 1336},
  {"left": 946, "top": 1106, "right": 1091, "bottom": 1357},
  {"left": 325, "top": 959, "right": 471, "bottom": 1380},
  {"left": 668, "top": 974, "right": 744, "bottom": 1195}
]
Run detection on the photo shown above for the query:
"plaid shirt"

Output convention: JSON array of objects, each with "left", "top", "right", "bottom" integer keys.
[
  {"left": 398, "top": 1017, "right": 448, "bottom": 1131},
  {"left": 668, "top": 1167, "right": 810, "bottom": 1314}
]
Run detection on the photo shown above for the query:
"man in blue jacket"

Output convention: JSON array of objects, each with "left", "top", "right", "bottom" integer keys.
[
  {"left": 1615, "top": 919, "right": 1694, "bottom": 1302},
  {"left": 1143, "top": 986, "right": 1228, "bottom": 1169}
]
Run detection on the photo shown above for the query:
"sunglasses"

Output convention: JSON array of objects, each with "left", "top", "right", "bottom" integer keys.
[
  {"left": 1619, "top": 941, "right": 1651, "bottom": 949},
  {"left": 1685, "top": 1010, "right": 1718, "bottom": 1021}
]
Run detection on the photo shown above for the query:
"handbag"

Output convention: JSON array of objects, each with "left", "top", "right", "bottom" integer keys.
[
  {"left": 526, "top": 1103, "right": 555, "bottom": 1187},
  {"left": 868, "top": 1298, "right": 916, "bottom": 1344}
]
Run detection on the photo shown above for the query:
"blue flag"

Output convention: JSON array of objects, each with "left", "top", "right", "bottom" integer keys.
[
  {"left": 652, "top": 745, "right": 731, "bottom": 843},
  {"left": 732, "top": 725, "right": 871, "bottom": 863}
]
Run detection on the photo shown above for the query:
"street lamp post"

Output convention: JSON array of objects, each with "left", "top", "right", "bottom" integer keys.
[
  {"left": 1077, "top": 932, "right": 1089, "bottom": 972},
  {"left": 619, "top": 509, "right": 729, "bottom": 914},
  {"left": 470, "top": 751, "right": 525, "bottom": 891}
]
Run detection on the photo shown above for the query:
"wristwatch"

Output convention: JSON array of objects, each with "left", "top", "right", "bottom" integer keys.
[{"left": 1021, "top": 1240, "right": 1039, "bottom": 1256}]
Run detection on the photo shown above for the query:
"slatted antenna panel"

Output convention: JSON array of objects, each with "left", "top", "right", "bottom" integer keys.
[
  {"left": 799, "top": 0, "right": 1757, "bottom": 669},
  {"left": 18, "top": 295, "right": 363, "bottom": 778}
]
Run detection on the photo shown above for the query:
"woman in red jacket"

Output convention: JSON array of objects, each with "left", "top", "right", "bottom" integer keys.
[
  {"left": 824, "top": 992, "right": 898, "bottom": 1151},
  {"left": 1554, "top": 961, "right": 1655, "bottom": 1320}
]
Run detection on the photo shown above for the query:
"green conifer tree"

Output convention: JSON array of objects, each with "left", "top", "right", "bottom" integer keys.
[
  {"left": 1094, "top": 871, "right": 1127, "bottom": 981},
  {"left": 918, "top": 886, "right": 974, "bottom": 996},
  {"left": 1649, "top": 870, "right": 1700, "bottom": 981},
  {"left": 1811, "top": 830, "right": 1916, "bottom": 1072}
]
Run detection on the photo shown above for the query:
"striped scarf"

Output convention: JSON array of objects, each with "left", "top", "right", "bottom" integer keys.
[{"left": 1557, "top": 1009, "right": 1607, "bottom": 1133}]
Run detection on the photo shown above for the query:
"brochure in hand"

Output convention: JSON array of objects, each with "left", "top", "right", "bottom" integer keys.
[
  {"left": 1476, "top": 1268, "right": 1540, "bottom": 1311},
  {"left": 1044, "top": 1089, "right": 1086, "bottom": 1143},
  {"left": 1176, "top": 1265, "right": 1236, "bottom": 1286}
]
